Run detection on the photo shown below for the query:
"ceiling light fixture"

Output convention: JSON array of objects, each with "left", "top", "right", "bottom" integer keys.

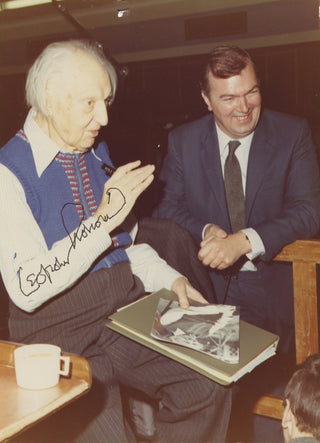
[
  {"left": 117, "top": 8, "right": 129, "bottom": 18},
  {"left": 0, "top": 0, "right": 62, "bottom": 11}
]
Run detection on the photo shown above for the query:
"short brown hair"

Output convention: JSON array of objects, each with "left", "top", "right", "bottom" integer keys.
[
  {"left": 284, "top": 353, "right": 320, "bottom": 439},
  {"left": 200, "top": 45, "right": 258, "bottom": 96}
]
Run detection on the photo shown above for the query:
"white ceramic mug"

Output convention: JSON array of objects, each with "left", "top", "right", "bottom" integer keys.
[{"left": 14, "top": 344, "right": 70, "bottom": 390}]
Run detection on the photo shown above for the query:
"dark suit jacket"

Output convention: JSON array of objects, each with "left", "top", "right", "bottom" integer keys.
[
  {"left": 135, "top": 217, "right": 216, "bottom": 303},
  {"left": 153, "top": 108, "right": 320, "bottom": 344}
]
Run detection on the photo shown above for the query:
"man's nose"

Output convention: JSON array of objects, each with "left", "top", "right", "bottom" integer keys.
[
  {"left": 94, "top": 101, "right": 108, "bottom": 126},
  {"left": 237, "top": 96, "right": 249, "bottom": 113}
]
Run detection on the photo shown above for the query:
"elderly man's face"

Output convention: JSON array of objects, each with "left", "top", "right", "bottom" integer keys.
[
  {"left": 201, "top": 62, "right": 261, "bottom": 139},
  {"left": 45, "top": 52, "right": 111, "bottom": 153}
]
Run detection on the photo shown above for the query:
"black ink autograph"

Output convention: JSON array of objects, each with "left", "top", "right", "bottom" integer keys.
[{"left": 18, "top": 187, "right": 126, "bottom": 297}]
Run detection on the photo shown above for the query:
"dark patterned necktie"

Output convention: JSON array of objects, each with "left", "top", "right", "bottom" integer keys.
[{"left": 224, "top": 140, "right": 245, "bottom": 232}]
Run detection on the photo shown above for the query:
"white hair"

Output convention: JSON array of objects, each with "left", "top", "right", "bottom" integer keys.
[{"left": 25, "top": 39, "right": 118, "bottom": 116}]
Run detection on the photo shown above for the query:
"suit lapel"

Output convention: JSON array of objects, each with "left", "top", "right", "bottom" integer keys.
[
  {"left": 199, "top": 112, "right": 277, "bottom": 228},
  {"left": 245, "top": 114, "right": 277, "bottom": 221},
  {"left": 200, "top": 117, "right": 230, "bottom": 223}
]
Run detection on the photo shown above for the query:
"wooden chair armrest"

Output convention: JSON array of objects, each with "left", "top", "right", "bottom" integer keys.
[
  {"left": 253, "top": 394, "right": 283, "bottom": 420},
  {"left": 254, "top": 238, "right": 320, "bottom": 421},
  {"left": 273, "top": 238, "right": 320, "bottom": 263}
]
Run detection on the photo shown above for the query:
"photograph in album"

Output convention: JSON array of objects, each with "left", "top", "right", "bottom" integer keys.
[
  {"left": 151, "top": 298, "right": 240, "bottom": 364},
  {"left": 107, "top": 289, "right": 279, "bottom": 385}
]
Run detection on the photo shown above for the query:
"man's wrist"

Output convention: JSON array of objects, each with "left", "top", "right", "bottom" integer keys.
[
  {"left": 241, "top": 228, "right": 265, "bottom": 259},
  {"left": 237, "top": 231, "right": 252, "bottom": 255}
]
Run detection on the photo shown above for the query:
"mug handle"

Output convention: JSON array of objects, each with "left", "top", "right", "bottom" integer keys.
[{"left": 59, "top": 355, "right": 70, "bottom": 377}]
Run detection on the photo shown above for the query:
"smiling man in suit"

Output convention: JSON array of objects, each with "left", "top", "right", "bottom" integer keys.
[
  {"left": 153, "top": 45, "right": 320, "bottom": 441},
  {"left": 153, "top": 45, "right": 320, "bottom": 357}
]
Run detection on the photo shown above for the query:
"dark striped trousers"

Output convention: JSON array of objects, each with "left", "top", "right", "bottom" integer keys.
[{"left": 9, "top": 263, "right": 232, "bottom": 443}]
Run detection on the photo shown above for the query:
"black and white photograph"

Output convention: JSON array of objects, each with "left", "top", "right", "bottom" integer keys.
[{"left": 151, "top": 298, "right": 240, "bottom": 364}]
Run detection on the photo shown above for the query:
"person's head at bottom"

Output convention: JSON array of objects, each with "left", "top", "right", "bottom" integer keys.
[{"left": 282, "top": 353, "right": 320, "bottom": 442}]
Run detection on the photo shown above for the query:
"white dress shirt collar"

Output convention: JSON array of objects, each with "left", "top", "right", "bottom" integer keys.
[
  {"left": 24, "top": 108, "right": 62, "bottom": 178},
  {"left": 215, "top": 123, "right": 254, "bottom": 158}
]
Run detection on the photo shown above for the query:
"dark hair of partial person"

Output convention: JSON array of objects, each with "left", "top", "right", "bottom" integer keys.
[
  {"left": 284, "top": 353, "right": 320, "bottom": 440},
  {"left": 25, "top": 39, "right": 118, "bottom": 118},
  {"left": 200, "top": 45, "right": 258, "bottom": 96}
]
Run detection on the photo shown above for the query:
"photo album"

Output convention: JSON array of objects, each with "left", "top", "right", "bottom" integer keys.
[{"left": 107, "top": 289, "right": 279, "bottom": 385}]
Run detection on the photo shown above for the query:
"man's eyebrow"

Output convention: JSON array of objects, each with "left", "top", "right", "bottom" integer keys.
[
  {"left": 220, "top": 93, "right": 235, "bottom": 99},
  {"left": 247, "top": 85, "right": 260, "bottom": 92},
  {"left": 78, "top": 93, "right": 95, "bottom": 101},
  {"left": 220, "top": 85, "right": 260, "bottom": 99}
]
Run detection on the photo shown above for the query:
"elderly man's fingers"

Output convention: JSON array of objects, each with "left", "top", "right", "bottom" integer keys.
[
  {"left": 186, "top": 287, "right": 208, "bottom": 305},
  {"left": 171, "top": 277, "right": 190, "bottom": 308},
  {"left": 94, "top": 161, "right": 155, "bottom": 234},
  {"left": 111, "top": 162, "right": 154, "bottom": 184},
  {"left": 104, "top": 164, "right": 154, "bottom": 202},
  {"left": 127, "top": 174, "right": 154, "bottom": 203},
  {"left": 128, "top": 165, "right": 155, "bottom": 192},
  {"left": 110, "top": 160, "right": 142, "bottom": 178},
  {"left": 171, "top": 277, "right": 208, "bottom": 309}
]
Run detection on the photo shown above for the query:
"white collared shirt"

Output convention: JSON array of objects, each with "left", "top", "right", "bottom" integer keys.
[
  {"left": 202, "top": 124, "right": 265, "bottom": 270},
  {"left": 216, "top": 125, "right": 253, "bottom": 191},
  {"left": 0, "top": 109, "right": 181, "bottom": 312}
]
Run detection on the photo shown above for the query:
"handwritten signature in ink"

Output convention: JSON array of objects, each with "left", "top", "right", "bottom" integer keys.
[{"left": 18, "top": 187, "right": 126, "bottom": 296}]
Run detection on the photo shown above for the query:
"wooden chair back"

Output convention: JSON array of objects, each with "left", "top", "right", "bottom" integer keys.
[{"left": 253, "top": 239, "right": 320, "bottom": 419}]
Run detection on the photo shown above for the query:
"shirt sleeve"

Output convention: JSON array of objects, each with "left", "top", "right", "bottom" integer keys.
[
  {"left": 201, "top": 224, "right": 210, "bottom": 240},
  {"left": 241, "top": 228, "right": 265, "bottom": 260},
  {"left": 0, "top": 165, "right": 112, "bottom": 312},
  {"left": 127, "top": 222, "right": 182, "bottom": 293},
  {"left": 126, "top": 243, "right": 182, "bottom": 293}
]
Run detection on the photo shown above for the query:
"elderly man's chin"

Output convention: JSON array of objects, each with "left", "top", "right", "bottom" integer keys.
[
  {"left": 77, "top": 133, "right": 99, "bottom": 152},
  {"left": 80, "top": 143, "right": 95, "bottom": 152},
  {"left": 70, "top": 142, "right": 94, "bottom": 153}
]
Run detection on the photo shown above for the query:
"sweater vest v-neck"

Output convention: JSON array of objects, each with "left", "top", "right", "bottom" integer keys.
[{"left": 0, "top": 131, "right": 130, "bottom": 272}]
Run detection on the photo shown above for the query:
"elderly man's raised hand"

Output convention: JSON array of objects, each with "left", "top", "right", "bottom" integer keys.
[{"left": 94, "top": 161, "right": 154, "bottom": 233}]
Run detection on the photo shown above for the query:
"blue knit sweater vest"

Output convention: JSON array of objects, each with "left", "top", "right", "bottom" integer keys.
[{"left": 0, "top": 131, "right": 130, "bottom": 273}]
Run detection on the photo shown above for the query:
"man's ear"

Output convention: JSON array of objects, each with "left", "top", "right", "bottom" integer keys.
[
  {"left": 45, "top": 77, "right": 59, "bottom": 117},
  {"left": 282, "top": 399, "right": 297, "bottom": 442},
  {"left": 45, "top": 85, "right": 53, "bottom": 117},
  {"left": 201, "top": 91, "right": 213, "bottom": 112}
]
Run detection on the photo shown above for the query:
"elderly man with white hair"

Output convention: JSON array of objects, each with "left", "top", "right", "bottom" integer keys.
[{"left": 0, "top": 40, "right": 231, "bottom": 442}]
